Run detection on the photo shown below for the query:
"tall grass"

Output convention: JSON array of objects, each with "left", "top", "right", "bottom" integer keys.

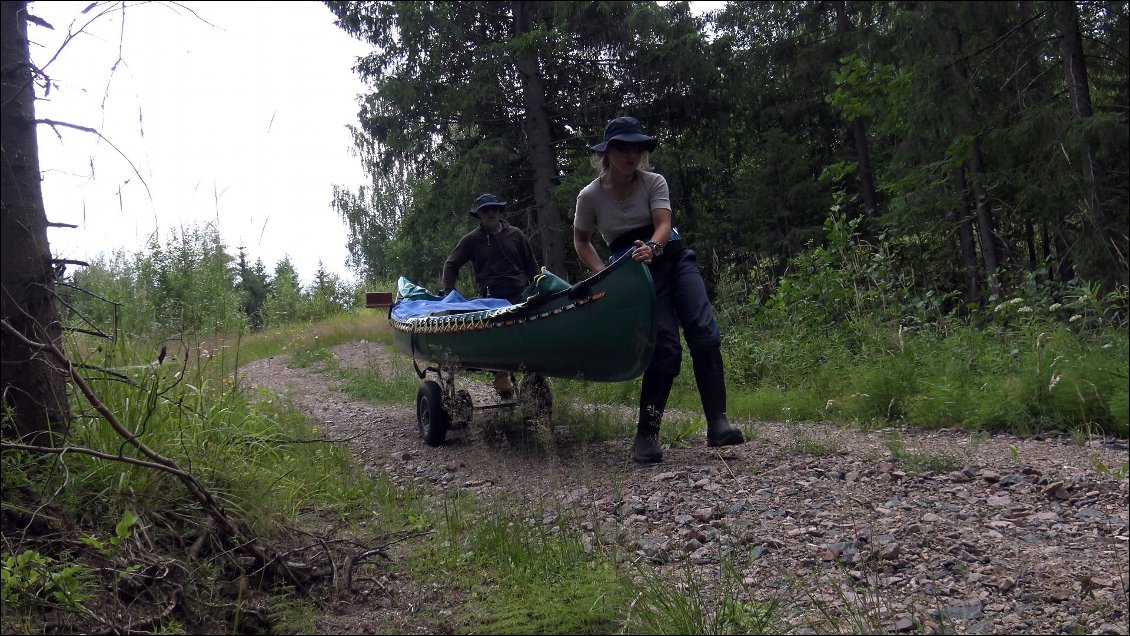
[
  {"left": 628, "top": 559, "right": 782, "bottom": 635},
  {"left": 4, "top": 311, "right": 400, "bottom": 558},
  {"left": 712, "top": 212, "right": 1129, "bottom": 439},
  {"left": 43, "top": 334, "right": 382, "bottom": 537},
  {"left": 0, "top": 312, "right": 428, "bottom": 630},
  {"left": 215, "top": 309, "right": 393, "bottom": 373},
  {"left": 724, "top": 317, "right": 1128, "bottom": 437},
  {"left": 460, "top": 520, "right": 628, "bottom": 633}
]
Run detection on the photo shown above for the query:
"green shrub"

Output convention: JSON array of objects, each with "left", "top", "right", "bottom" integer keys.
[{"left": 1, "top": 550, "right": 92, "bottom": 615}]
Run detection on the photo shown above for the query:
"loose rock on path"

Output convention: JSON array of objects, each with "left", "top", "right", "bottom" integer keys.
[{"left": 239, "top": 340, "right": 1129, "bottom": 635}]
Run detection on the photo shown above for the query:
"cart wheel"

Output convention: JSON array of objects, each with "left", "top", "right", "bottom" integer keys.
[
  {"left": 518, "top": 373, "right": 553, "bottom": 426},
  {"left": 449, "top": 389, "right": 474, "bottom": 427},
  {"left": 417, "top": 380, "right": 449, "bottom": 446}
]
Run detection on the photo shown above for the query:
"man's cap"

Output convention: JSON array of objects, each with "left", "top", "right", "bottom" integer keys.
[{"left": 469, "top": 193, "right": 507, "bottom": 217}]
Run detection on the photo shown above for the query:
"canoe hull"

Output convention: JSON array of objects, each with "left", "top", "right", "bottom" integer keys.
[{"left": 390, "top": 256, "right": 656, "bottom": 382}]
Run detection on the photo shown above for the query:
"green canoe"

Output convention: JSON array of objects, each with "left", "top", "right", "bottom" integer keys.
[{"left": 387, "top": 254, "right": 656, "bottom": 382}]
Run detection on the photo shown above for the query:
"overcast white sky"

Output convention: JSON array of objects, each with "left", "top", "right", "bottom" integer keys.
[
  {"left": 29, "top": 0, "right": 370, "bottom": 285},
  {"left": 28, "top": 1, "right": 726, "bottom": 287}
]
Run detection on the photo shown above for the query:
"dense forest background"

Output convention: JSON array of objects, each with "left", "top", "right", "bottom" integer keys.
[
  {"left": 62, "top": 1, "right": 1129, "bottom": 336},
  {"left": 322, "top": 0, "right": 1127, "bottom": 307}
]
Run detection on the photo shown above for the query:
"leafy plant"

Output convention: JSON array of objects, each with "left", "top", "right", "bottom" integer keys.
[
  {"left": 80, "top": 509, "right": 138, "bottom": 556},
  {"left": 1, "top": 550, "right": 91, "bottom": 614},
  {"left": 1093, "top": 459, "right": 1129, "bottom": 480},
  {"left": 663, "top": 416, "right": 704, "bottom": 449},
  {"left": 791, "top": 434, "right": 843, "bottom": 457}
]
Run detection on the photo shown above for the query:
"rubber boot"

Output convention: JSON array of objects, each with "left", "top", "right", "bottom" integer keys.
[
  {"left": 692, "top": 347, "right": 745, "bottom": 447},
  {"left": 632, "top": 370, "right": 674, "bottom": 463}
]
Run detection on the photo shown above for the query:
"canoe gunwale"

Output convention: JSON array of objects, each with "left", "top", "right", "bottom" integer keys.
[
  {"left": 388, "top": 250, "right": 655, "bottom": 381},
  {"left": 389, "top": 248, "right": 639, "bottom": 334},
  {"left": 389, "top": 291, "right": 607, "bottom": 336}
]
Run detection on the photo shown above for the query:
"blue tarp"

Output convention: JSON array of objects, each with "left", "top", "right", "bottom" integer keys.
[
  {"left": 391, "top": 287, "right": 512, "bottom": 321},
  {"left": 391, "top": 267, "right": 572, "bottom": 322}
]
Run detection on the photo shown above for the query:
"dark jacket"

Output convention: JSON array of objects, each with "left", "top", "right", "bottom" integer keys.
[{"left": 441, "top": 221, "right": 540, "bottom": 294}]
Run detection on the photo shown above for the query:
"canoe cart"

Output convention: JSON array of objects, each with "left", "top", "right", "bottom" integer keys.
[{"left": 366, "top": 252, "right": 657, "bottom": 446}]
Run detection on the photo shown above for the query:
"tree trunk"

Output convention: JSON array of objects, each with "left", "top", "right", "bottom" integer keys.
[
  {"left": 850, "top": 119, "right": 877, "bottom": 226},
  {"left": 941, "top": 19, "right": 1003, "bottom": 299},
  {"left": 1024, "top": 220, "right": 1037, "bottom": 271},
  {"left": 1056, "top": 1, "right": 1102, "bottom": 209},
  {"left": 833, "top": 0, "right": 879, "bottom": 237},
  {"left": 1, "top": 0, "right": 71, "bottom": 444},
  {"left": 1054, "top": 0, "right": 1121, "bottom": 287},
  {"left": 968, "top": 136, "right": 1003, "bottom": 300},
  {"left": 951, "top": 166, "right": 981, "bottom": 306},
  {"left": 1053, "top": 216, "right": 1076, "bottom": 282},
  {"left": 514, "top": 1, "right": 567, "bottom": 275},
  {"left": 1017, "top": 0, "right": 1076, "bottom": 284},
  {"left": 1040, "top": 222, "right": 1053, "bottom": 280}
]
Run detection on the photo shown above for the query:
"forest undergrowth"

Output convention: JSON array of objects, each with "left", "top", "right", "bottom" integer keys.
[{"left": 3, "top": 214, "right": 1127, "bottom": 633}]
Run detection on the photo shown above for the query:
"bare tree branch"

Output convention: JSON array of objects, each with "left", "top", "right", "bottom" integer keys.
[
  {"left": 51, "top": 257, "right": 89, "bottom": 266},
  {"left": 0, "top": 440, "right": 196, "bottom": 478},
  {"left": 34, "top": 117, "right": 153, "bottom": 200}
]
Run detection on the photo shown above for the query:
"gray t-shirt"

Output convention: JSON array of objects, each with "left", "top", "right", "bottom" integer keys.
[{"left": 574, "top": 170, "right": 671, "bottom": 246}]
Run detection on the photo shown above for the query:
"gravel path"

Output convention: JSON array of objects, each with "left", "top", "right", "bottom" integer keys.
[{"left": 239, "top": 340, "right": 1129, "bottom": 635}]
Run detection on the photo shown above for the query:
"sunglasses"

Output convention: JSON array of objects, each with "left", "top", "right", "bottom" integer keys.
[{"left": 608, "top": 141, "right": 648, "bottom": 153}]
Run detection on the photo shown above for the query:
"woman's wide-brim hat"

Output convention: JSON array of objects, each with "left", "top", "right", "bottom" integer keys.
[
  {"left": 469, "top": 193, "right": 507, "bottom": 217},
  {"left": 590, "top": 116, "right": 657, "bottom": 152}
]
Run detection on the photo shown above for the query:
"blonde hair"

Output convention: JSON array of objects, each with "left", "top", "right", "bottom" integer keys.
[{"left": 590, "top": 151, "right": 652, "bottom": 179}]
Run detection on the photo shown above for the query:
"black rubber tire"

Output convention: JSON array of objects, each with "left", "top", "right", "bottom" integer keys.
[{"left": 417, "top": 380, "right": 449, "bottom": 446}]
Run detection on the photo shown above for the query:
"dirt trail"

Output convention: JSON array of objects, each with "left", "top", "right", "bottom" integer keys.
[{"left": 239, "top": 340, "right": 1130, "bottom": 635}]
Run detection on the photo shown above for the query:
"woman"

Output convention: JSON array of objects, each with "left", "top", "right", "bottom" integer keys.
[{"left": 573, "top": 116, "right": 745, "bottom": 463}]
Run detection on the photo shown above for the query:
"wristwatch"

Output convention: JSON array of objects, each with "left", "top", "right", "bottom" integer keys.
[{"left": 644, "top": 240, "right": 664, "bottom": 256}]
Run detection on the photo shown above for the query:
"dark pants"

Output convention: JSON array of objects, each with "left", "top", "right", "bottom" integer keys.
[{"left": 646, "top": 248, "right": 721, "bottom": 379}]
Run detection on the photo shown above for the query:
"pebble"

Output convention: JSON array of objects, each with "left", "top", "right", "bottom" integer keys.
[{"left": 241, "top": 344, "right": 1130, "bottom": 636}]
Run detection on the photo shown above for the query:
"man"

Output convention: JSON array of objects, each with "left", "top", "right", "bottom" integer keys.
[{"left": 441, "top": 193, "right": 540, "bottom": 400}]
